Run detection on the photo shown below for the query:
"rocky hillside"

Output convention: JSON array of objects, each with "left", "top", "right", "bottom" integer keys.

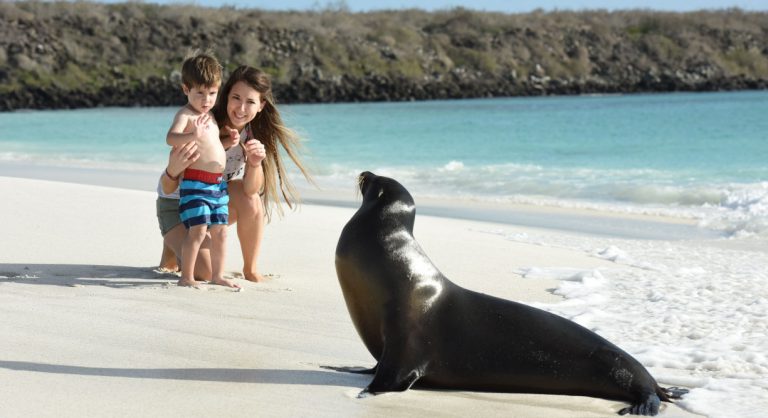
[{"left": 1, "top": 2, "right": 767, "bottom": 110}]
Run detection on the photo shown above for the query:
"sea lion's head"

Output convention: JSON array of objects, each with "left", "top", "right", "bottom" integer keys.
[{"left": 357, "top": 171, "right": 416, "bottom": 232}]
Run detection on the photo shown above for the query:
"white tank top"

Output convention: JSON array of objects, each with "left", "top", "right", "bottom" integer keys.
[
  {"left": 156, "top": 173, "right": 180, "bottom": 199},
  {"left": 223, "top": 128, "right": 248, "bottom": 182}
]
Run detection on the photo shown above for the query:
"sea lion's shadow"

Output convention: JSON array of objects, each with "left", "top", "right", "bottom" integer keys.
[
  {"left": 0, "top": 360, "right": 365, "bottom": 386},
  {"left": 0, "top": 263, "right": 175, "bottom": 288}
]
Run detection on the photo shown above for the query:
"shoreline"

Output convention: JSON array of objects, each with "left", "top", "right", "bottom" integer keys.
[{"left": 0, "top": 161, "right": 720, "bottom": 241}]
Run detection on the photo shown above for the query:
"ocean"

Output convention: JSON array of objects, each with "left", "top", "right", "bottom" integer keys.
[
  {"left": 1, "top": 90, "right": 766, "bottom": 238},
  {"left": 2, "top": 90, "right": 768, "bottom": 416}
]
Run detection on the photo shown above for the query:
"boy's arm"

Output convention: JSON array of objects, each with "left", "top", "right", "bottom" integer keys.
[
  {"left": 167, "top": 110, "right": 212, "bottom": 147},
  {"left": 166, "top": 110, "right": 193, "bottom": 147}
]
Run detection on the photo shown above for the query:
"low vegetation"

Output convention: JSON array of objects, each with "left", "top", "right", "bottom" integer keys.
[{"left": 1, "top": 2, "right": 766, "bottom": 109}]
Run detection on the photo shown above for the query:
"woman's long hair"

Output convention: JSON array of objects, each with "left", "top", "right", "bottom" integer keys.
[{"left": 213, "top": 66, "right": 313, "bottom": 220}]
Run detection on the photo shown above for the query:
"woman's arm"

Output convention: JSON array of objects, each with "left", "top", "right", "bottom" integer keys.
[
  {"left": 219, "top": 125, "right": 240, "bottom": 150},
  {"left": 162, "top": 141, "right": 200, "bottom": 194},
  {"left": 242, "top": 139, "right": 267, "bottom": 196}
]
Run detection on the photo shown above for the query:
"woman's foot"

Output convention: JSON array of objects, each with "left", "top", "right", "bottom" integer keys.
[
  {"left": 159, "top": 245, "right": 180, "bottom": 271},
  {"left": 244, "top": 272, "right": 268, "bottom": 283},
  {"left": 212, "top": 277, "right": 243, "bottom": 289}
]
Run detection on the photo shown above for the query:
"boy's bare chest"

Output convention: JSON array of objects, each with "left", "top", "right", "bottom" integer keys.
[{"left": 183, "top": 117, "right": 219, "bottom": 142}]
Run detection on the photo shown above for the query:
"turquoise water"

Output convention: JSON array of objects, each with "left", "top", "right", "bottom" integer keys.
[{"left": 1, "top": 91, "right": 767, "bottom": 235}]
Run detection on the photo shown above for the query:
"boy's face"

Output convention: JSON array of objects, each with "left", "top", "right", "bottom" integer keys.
[{"left": 182, "top": 83, "right": 219, "bottom": 114}]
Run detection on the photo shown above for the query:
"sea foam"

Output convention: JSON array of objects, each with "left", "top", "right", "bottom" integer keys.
[
  {"left": 308, "top": 163, "right": 768, "bottom": 239},
  {"left": 505, "top": 228, "right": 768, "bottom": 418}
]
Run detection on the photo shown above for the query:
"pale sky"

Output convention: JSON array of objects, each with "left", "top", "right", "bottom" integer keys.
[{"left": 98, "top": 0, "right": 768, "bottom": 12}]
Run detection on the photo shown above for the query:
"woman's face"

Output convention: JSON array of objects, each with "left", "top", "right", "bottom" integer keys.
[{"left": 227, "top": 81, "right": 264, "bottom": 129}]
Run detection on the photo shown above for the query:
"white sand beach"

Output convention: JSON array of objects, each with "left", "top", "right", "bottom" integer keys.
[{"left": 0, "top": 175, "right": 753, "bottom": 417}]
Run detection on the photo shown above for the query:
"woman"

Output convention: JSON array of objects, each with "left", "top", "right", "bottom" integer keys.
[{"left": 157, "top": 65, "right": 312, "bottom": 283}]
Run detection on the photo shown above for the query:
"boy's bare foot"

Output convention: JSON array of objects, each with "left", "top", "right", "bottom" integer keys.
[
  {"left": 177, "top": 278, "right": 202, "bottom": 287},
  {"left": 244, "top": 272, "right": 268, "bottom": 283},
  {"left": 211, "top": 277, "right": 243, "bottom": 289}
]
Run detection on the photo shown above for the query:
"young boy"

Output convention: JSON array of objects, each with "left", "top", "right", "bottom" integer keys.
[{"left": 166, "top": 53, "right": 239, "bottom": 289}]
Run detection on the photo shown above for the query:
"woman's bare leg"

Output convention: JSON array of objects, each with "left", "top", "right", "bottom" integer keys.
[
  {"left": 228, "top": 180, "right": 267, "bottom": 282},
  {"left": 159, "top": 242, "right": 179, "bottom": 271}
]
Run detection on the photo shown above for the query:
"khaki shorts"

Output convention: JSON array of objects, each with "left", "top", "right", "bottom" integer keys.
[{"left": 156, "top": 197, "right": 181, "bottom": 236}]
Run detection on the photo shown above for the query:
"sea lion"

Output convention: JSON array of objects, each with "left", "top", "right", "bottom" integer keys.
[{"left": 329, "top": 171, "right": 685, "bottom": 416}]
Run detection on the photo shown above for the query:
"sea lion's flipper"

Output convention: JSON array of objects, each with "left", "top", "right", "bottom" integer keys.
[
  {"left": 662, "top": 386, "right": 689, "bottom": 399},
  {"left": 618, "top": 393, "right": 661, "bottom": 416},
  {"left": 362, "top": 337, "right": 425, "bottom": 395},
  {"left": 321, "top": 365, "right": 377, "bottom": 375},
  {"left": 363, "top": 366, "right": 422, "bottom": 395}
]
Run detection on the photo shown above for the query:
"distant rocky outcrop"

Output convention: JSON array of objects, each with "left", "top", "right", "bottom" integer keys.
[{"left": 1, "top": 2, "right": 767, "bottom": 110}]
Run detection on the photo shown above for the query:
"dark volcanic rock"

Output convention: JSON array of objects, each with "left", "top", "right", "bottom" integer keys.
[{"left": 1, "top": 3, "right": 766, "bottom": 110}]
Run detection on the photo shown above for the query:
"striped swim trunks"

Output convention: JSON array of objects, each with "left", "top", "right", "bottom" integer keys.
[{"left": 179, "top": 169, "right": 229, "bottom": 228}]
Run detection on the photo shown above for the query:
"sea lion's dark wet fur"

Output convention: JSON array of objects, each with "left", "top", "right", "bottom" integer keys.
[{"left": 330, "top": 172, "right": 686, "bottom": 416}]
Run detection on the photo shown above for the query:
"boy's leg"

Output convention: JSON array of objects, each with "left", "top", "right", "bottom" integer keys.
[
  {"left": 163, "top": 224, "right": 212, "bottom": 280},
  {"left": 180, "top": 224, "right": 207, "bottom": 287},
  {"left": 209, "top": 224, "right": 240, "bottom": 288},
  {"left": 194, "top": 240, "right": 213, "bottom": 282}
]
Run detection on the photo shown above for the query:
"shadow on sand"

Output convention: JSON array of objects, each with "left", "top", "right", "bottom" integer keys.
[
  {"left": 0, "top": 263, "right": 176, "bottom": 288},
  {"left": 0, "top": 360, "right": 366, "bottom": 387}
]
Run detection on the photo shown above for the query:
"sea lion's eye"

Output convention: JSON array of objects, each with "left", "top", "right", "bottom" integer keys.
[{"left": 378, "top": 189, "right": 384, "bottom": 198}]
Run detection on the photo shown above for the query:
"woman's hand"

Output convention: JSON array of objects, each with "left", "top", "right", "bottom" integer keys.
[
  {"left": 242, "top": 138, "right": 266, "bottom": 197},
  {"left": 244, "top": 139, "right": 267, "bottom": 167},
  {"left": 220, "top": 126, "right": 240, "bottom": 150},
  {"left": 167, "top": 141, "right": 200, "bottom": 178}
]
